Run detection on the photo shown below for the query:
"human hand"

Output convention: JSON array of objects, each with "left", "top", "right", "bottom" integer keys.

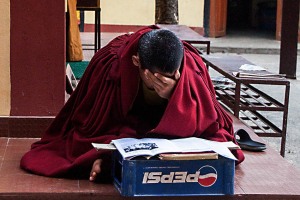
[{"left": 145, "top": 69, "right": 181, "bottom": 100}]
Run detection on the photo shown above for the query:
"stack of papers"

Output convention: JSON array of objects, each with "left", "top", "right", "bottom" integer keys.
[
  {"left": 232, "top": 72, "right": 285, "bottom": 79},
  {"left": 239, "top": 64, "right": 266, "bottom": 71},
  {"left": 232, "top": 64, "right": 285, "bottom": 79},
  {"left": 92, "top": 137, "right": 239, "bottom": 161}
]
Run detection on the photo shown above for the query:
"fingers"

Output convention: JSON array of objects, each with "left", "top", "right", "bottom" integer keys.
[
  {"left": 174, "top": 70, "right": 181, "bottom": 80},
  {"left": 144, "top": 69, "right": 180, "bottom": 99},
  {"left": 145, "top": 70, "right": 170, "bottom": 86},
  {"left": 154, "top": 73, "right": 168, "bottom": 84},
  {"left": 145, "top": 69, "right": 180, "bottom": 82},
  {"left": 145, "top": 70, "right": 166, "bottom": 89},
  {"left": 144, "top": 69, "right": 158, "bottom": 82},
  {"left": 152, "top": 72, "right": 180, "bottom": 90}
]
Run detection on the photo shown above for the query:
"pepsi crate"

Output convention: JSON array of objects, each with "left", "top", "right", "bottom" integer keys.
[{"left": 112, "top": 151, "right": 235, "bottom": 197}]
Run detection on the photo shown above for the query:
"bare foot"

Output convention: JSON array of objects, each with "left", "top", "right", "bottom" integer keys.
[{"left": 89, "top": 159, "right": 102, "bottom": 182}]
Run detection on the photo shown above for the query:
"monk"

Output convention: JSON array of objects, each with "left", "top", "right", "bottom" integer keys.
[{"left": 20, "top": 25, "right": 244, "bottom": 182}]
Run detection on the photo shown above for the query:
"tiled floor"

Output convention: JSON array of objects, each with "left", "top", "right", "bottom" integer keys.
[
  {"left": 0, "top": 137, "right": 119, "bottom": 199},
  {"left": 2, "top": 121, "right": 300, "bottom": 199}
]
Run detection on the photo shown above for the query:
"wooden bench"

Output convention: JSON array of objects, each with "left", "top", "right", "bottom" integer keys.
[
  {"left": 1, "top": 112, "right": 300, "bottom": 199},
  {"left": 201, "top": 54, "right": 290, "bottom": 157},
  {"left": 157, "top": 24, "right": 211, "bottom": 54}
]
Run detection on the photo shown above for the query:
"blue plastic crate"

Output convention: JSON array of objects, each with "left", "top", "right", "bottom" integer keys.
[{"left": 112, "top": 151, "right": 235, "bottom": 197}]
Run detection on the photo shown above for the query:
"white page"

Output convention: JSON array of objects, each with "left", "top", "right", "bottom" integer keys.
[
  {"left": 171, "top": 137, "right": 237, "bottom": 160},
  {"left": 203, "top": 140, "right": 237, "bottom": 160},
  {"left": 240, "top": 64, "right": 266, "bottom": 71},
  {"left": 171, "top": 137, "right": 212, "bottom": 152},
  {"left": 92, "top": 143, "right": 116, "bottom": 150},
  {"left": 111, "top": 138, "right": 181, "bottom": 159}
]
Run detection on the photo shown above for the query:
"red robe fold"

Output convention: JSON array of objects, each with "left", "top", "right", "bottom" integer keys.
[{"left": 20, "top": 25, "right": 244, "bottom": 178}]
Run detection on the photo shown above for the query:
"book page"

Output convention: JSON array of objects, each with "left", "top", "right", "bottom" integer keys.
[
  {"left": 171, "top": 137, "right": 237, "bottom": 160},
  {"left": 92, "top": 143, "right": 116, "bottom": 150},
  {"left": 111, "top": 138, "right": 181, "bottom": 160},
  {"left": 171, "top": 137, "right": 212, "bottom": 152}
]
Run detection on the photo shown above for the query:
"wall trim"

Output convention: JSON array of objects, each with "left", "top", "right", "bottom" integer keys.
[{"left": 0, "top": 116, "right": 54, "bottom": 138}]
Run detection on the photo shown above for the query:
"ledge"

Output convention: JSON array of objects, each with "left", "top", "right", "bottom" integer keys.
[{"left": 0, "top": 116, "right": 54, "bottom": 138}]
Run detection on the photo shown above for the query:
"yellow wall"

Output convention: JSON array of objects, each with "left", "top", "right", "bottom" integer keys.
[
  {"left": 85, "top": 0, "right": 204, "bottom": 28},
  {"left": 179, "top": 0, "right": 204, "bottom": 27},
  {"left": 101, "top": 0, "right": 155, "bottom": 25},
  {"left": 0, "top": 0, "right": 10, "bottom": 116}
]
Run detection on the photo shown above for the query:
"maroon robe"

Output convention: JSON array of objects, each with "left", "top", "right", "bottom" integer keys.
[{"left": 20, "top": 25, "right": 244, "bottom": 178}]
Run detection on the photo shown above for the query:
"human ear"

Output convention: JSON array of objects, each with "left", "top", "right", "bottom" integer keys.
[{"left": 132, "top": 55, "right": 140, "bottom": 67}]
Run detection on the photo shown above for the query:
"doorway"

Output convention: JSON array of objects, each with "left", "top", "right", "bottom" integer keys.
[
  {"left": 206, "top": 0, "right": 278, "bottom": 39},
  {"left": 227, "top": 0, "right": 277, "bottom": 39}
]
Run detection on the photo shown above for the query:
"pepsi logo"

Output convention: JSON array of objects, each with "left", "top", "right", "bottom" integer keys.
[{"left": 198, "top": 165, "right": 217, "bottom": 187}]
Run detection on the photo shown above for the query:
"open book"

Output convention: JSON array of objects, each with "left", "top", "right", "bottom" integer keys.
[{"left": 92, "top": 137, "right": 239, "bottom": 161}]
